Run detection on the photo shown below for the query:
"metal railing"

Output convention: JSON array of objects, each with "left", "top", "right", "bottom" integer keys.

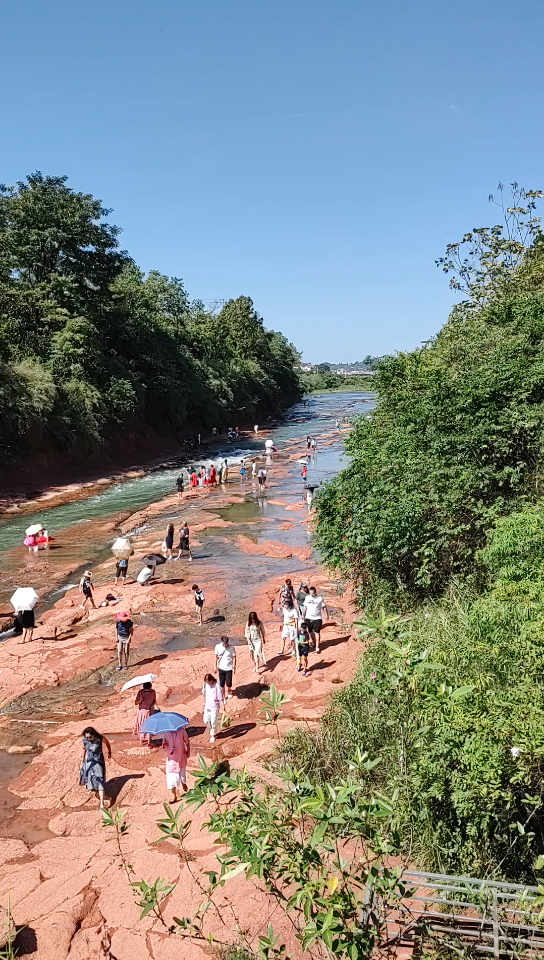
[{"left": 362, "top": 869, "right": 544, "bottom": 958}]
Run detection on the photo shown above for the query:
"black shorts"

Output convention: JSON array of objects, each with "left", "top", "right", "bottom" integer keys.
[
  {"left": 178, "top": 537, "right": 189, "bottom": 551},
  {"left": 218, "top": 668, "right": 233, "bottom": 688},
  {"left": 21, "top": 609, "right": 35, "bottom": 629},
  {"left": 297, "top": 642, "right": 309, "bottom": 658},
  {"left": 305, "top": 618, "right": 322, "bottom": 634}
]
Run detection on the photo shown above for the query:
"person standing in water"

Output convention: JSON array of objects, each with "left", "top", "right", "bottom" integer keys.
[
  {"left": 245, "top": 611, "right": 267, "bottom": 673},
  {"left": 301, "top": 463, "right": 307, "bottom": 481},
  {"left": 239, "top": 461, "right": 246, "bottom": 483},
  {"left": 202, "top": 673, "right": 223, "bottom": 743},
  {"left": 133, "top": 681, "right": 157, "bottom": 745},
  {"left": 79, "top": 571, "right": 95, "bottom": 609},
  {"left": 79, "top": 726, "right": 111, "bottom": 809},
  {"left": 162, "top": 727, "right": 190, "bottom": 801}
]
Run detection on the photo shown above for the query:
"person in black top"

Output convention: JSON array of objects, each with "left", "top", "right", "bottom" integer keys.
[
  {"left": 115, "top": 612, "right": 134, "bottom": 670},
  {"left": 176, "top": 475, "right": 184, "bottom": 501}
]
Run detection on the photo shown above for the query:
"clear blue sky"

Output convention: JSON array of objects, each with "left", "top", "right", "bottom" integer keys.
[{"left": 2, "top": 0, "right": 543, "bottom": 363}]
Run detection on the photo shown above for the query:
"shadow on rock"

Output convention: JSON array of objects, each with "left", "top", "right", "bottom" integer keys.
[{"left": 107, "top": 773, "right": 144, "bottom": 804}]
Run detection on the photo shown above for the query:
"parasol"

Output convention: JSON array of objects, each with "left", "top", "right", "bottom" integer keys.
[
  {"left": 140, "top": 712, "right": 189, "bottom": 735},
  {"left": 120, "top": 673, "right": 157, "bottom": 692},
  {"left": 10, "top": 587, "right": 39, "bottom": 612},
  {"left": 25, "top": 524, "right": 44, "bottom": 536},
  {"left": 111, "top": 537, "right": 132, "bottom": 559},
  {"left": 140, "top": 553, "right": 167, "bottom": 566}
]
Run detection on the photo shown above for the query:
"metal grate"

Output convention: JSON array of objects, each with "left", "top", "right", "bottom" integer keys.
[{"left": 362, "top": 869, "right": 544, "bottom": 958}]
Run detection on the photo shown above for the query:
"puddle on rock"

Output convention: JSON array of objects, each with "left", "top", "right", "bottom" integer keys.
[{"left": 0, "top": 750, "right": 54, "bottom": 845}]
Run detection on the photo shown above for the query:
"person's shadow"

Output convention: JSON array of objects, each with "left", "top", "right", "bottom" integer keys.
[{"left": 107, "top": 773, "right": 144, "bottom": 804}]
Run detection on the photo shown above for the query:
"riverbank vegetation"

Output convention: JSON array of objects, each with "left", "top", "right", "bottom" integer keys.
[
  {"left": 301, "top": 184, "right": 544, "bottom": 882},
  {"left": 0, "top": 173, "right": 301, "bottom": 459},
  {"left": 301, "top": 368, "right": 375, "bottom": 393}
]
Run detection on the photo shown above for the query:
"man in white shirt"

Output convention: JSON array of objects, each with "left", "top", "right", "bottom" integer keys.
[
  {"left": 302, "top": 586, "right": 329, "bottom": 654},
  {"left": 214, "top": 635, "right": 236, "bottom": 698}
]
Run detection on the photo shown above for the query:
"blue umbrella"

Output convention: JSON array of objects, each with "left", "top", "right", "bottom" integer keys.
[{"left": 140, "top": 712, "right": 189, "bottom": 735}]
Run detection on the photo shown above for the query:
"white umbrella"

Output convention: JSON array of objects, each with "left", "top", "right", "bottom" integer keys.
[
  {"left": 10, "top": 587, "right": 39, "bottom": 612},
  {"left": 111, "top": 537, "right": 132, "bottom": 559},
  {"left": 120, "top": 673, "right": 157, "bottom": 692},
  {"left": 25, "top": 523, "right": 44, "bottom": 536}
]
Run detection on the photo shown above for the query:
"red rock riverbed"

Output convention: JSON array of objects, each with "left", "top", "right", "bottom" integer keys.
[{"left": 0, "top": 415, "right": 361, "bottom": 959}]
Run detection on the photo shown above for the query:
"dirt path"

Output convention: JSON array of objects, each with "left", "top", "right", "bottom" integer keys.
[{"left": 0, "top": 416, "right": 360, "bottom": 959}]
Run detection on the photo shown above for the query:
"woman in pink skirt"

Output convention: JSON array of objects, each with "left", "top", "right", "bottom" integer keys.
[
  {"left": 133, "top": 682, "right": 157, "bottom": 745},
  {"left": 162, "top": 727, "right": 190, "bottom": 801}
]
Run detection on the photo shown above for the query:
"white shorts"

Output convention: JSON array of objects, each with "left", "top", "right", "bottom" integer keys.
[
  {"left": 166, "top": 769, "right": 186, "bottom": 790},
  {"left": 282, "top": 624, "right": 296, "bottom": 640}
]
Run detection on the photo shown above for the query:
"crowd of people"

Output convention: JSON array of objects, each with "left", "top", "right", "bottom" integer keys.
[{"left": 64, "top": 427, "right": 329, "bottom": 807}]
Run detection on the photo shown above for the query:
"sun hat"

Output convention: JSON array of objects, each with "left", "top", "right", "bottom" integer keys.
[
  {"left": 115, "top": 611, "right": 130, "bottom": 621},
  {"left": 84, "top": 570, "right": 92, "bottom": 578}
]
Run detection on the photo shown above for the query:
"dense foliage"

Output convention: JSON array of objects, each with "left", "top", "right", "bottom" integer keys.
[
  {"left": 301, "top": 369, "right": 374, "bottom": 393},
  {"left": 285, "top": 512, "right": 544, "bottom": 878},
  {"left": 306, "top": 185, "right": 544, "bottom": 881},
  {"left": 0, "top": 172, "right": 301, "bottom": 457}
]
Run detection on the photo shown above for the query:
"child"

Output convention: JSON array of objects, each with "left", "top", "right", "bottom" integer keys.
[
  {"left": 296, "top": 621, "right": 311, "bottom": 676},
  {"left": 192, "top": 584, "right": 205, "bottom": 625},
  {"left": 79, "top": 570, "right": 95, "bottom": 609}
]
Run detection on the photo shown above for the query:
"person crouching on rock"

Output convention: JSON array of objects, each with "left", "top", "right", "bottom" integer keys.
[
  {"left": 162, "top": 728, "right": 190, "bottom": 802},
  {"left": 133, "top": 681, "right": 157, "bottom": 746},
  {"left": 80, "top": 726, "right": 111, "bottom": 809}
]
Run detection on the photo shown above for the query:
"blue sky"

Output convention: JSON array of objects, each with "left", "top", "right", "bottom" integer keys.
[{"left": 2, "top": 0, "right": 543, "bottom": 363}]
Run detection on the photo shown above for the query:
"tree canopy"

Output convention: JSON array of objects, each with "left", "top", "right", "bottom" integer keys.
[{"left": 0, "top": 172, "right": 301, "bottom": 456}]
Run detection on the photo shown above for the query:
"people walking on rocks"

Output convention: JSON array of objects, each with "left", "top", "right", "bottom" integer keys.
[
  {"left": 210, "top": 463, "right": 217, "bottom": 487},
  {"left": 307, "top": 436, "right": 311, "bottom": 450},
  {"left": 279, "top": 598, "right": 299, "bottom": 656},
  {"left": 257, "top": 467, "right": 265, "bottom": 491},
  {"left": 222, "top": 459, "right": 229, "bottom": 483},
  {"left": 202, "top": 673, "right": 223, "bottom": 743},
  {"left": 240, "top": 461, "right": 246, "bottom": 483},
  {"left": 162, "top": 523, "right": 174, "bottom": 559},
  {"left": 176, "top": 521, "right": 193, "bottom": 561},
  {"left": 115, "top": 611, "right": 133, "bottom": 670},
  {"left": 262, "top": 467, "right": 267, "bottom": 488},
  {"left": 277, "top": 578, "right": 296, "bottom": 611},
  {"left": 310, "top": 437, "right": 317, "bottom": 451},
  {"left": 192, "top": 583, "right": 205, "bottom": 624},
  {"left": 302, "top": 586, "right": 329, "bottom": 654},
  {"left": 296, "top": 582, "right": 309, "bottom": 615},
  {"left": 176, "top": 474, "right": 184, "bottom": 501},
  {"left": 252, "top": 460, "right": 257, "bottom": 479},
  {"left": 79, "top": 570, "right": 95, "bottom": 609},
  {"left": 245, "top": 611, "right": 267, "bottom": 673},
  {"left": 190, "top": 469, "right": 198, "bottom": 490},
  {"left": 254, "top": 424, "right": 259, "bottom": 435},
  {"left": 115, "top": 556, "right": 129, "bottom": 584},
  {"left": 133, "top": 681, "right": 157, "bottom": 745},
  {"left": 295, "top": 621, "right": 311, "bottom": 675},
  {"left": 215, "top": 635, "right": 236, "bottom": 698},
  {"left": 301, "top": 463, "right": 307, "bottom": 481},
  {"left": 79, "top": 726, "right": 111, "bottom": 809},
  {"left": 162, "top": 727, "right": 190, "bottom": 801}
]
